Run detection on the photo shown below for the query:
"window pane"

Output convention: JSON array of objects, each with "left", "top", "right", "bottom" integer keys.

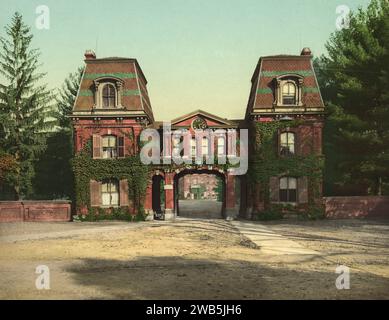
[
  {"left": 110, "top": 182, "right": 118, "bottom": 192},
  {"left": 202, "top": 138, "right": 208, "bottom": 155},
  {"left": 111, "top": 193, "right": 119, "bottom": 206},
  {"left": 103, "top": 85, "right": 109, "bottom": 96},
  {"left": 288, "top": 83, "right": 296, "bottom": 94},
  {"left": 282, "top": 84, "right": 289, "bottom": 94},
  {"left": 288, "top": 189, "right": 297, "bottom": 202},
  {"left": 102, "top": 193, "right": 110, "bottom": 205},
  {"left": 288, "top": 177, "right": 297, "bottom": 189},
  {"left": 280, "top": 190, "right": 288, "bottom": 202},
  {"left": 280, "top": 133, "right": 287, "bottom": 144},
  {"left": 109, "top": 136, "right": 116, "bottom": 147},
  {"left": 217, "top": 137, "right": 225, "bottom": 155},
  {"left": 191, "top": 139, "right": 196, "bottom": 157},
  {"left": 280, "top": 177, "right": 288, "bottom": 189},
  {"left": 288, "top": 133, "right": 295, "bottom": 144}
]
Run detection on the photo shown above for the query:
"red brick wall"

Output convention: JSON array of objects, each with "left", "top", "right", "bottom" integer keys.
[
  {"left": 73, "top": 118, "right": 142, "bottom": 154},
  {"left": 324, "top": 196, "right": 389, "bottom": 219},
  {"left": 0, "top": 201, "right": 71, "bottom": 222}
]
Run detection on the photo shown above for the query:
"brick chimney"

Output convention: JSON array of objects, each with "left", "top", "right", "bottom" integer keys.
[
  {"left": 300, "top": 47, "right": 312, "bottom": 56},
  {"left": 84, "top": 50, "right": 96, "bottom": 60}
]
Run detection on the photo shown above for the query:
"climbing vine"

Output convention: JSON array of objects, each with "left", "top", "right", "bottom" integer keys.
[
  {"left": 248, "top": 120, "right": 325, "bottom": 219},
  {"left": 71, "top": 139, "right": 149, "bottom": 217}
]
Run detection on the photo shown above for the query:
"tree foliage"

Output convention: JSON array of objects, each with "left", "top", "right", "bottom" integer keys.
[
  {"left": 315, "top": 0, "right": 389, "bottom": 195},
  {"left": 56, "top": 66, "right": 83, "bottom": 129},
  {"left": 0, "top": 12, "right": 55, "bottom": 199}
]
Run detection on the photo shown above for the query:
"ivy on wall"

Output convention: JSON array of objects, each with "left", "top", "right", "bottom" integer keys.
[
  {"left": 248, "top": 120, "right": 324, "bottom": 216},
  {"left": 71, "top": 139, "right": 149, "bottom": 215}
]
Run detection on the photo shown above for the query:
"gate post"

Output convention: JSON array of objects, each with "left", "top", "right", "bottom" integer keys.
[
  {"left": 225, "top": 174, "right": 238, "bottom": 220},
  {"left": 164, "top": 172, "right": 175, "bottom": 220},
  {"left": 144, "top": 179, "right": 154, "bottom": 221}
]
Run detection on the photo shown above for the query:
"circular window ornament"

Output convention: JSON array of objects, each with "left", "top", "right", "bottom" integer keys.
[{"left": 192, "top": 117, "right": 208, "bottom": 130}]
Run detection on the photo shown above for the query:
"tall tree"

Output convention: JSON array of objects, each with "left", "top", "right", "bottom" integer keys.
[
  {"left": 315, "top": 0, "right": 389, "bottom": 195},
  {"left": 0, "top": 12, "right": 54, "bottom": 199},
  {"left": 56, "top": 66, "right": 84, "bottom": 129},
  {"left": 33, "top": 67, "right": 83, "bottom": 199}
]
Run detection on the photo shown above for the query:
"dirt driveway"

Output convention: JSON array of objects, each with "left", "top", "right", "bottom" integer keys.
[{"left": 0, "top": 218, "right": 388, "bottom": 299}]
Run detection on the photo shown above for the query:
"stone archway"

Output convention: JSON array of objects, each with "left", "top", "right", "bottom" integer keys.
[{"left": 173, "top": 169, "right": 227, "bottom": 219}]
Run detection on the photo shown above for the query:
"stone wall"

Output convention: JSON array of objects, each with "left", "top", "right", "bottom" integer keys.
[
  {"left": 0, "top": 201, "right": 71, "bottom": 222},
  {"left": 324, "top": 196, "right": 389, "bottom": 219}
]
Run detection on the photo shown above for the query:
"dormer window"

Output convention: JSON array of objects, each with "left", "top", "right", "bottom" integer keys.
[
  {"left": 275, "top": 74, "right": 303, "bottom": 107},
  {"left": 102, "top": 84, "right": 116, "bottom": 108},
  {"left": 93, "top": 77, "right": 124, "bottom": 109},
  {"left": 282, "top": 82, "right": 296, "bottom": 105}
]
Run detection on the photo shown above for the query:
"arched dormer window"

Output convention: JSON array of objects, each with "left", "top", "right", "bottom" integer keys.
[
  {"left": 275, "top": 74, "right": 303, "bottom": 107},
  {"left": 93, "top": 77, "right": 124, "bottom": 109},
  {"left": 282, "top": 82, "right": 296, "bottom": 105},
  {"left": 102, "top": 84, "right": 116, "bottom": 108}
]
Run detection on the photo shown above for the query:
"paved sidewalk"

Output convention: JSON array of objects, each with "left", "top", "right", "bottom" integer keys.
[{"left": 231, "top": 220, "right": 320, "bottom": 256}]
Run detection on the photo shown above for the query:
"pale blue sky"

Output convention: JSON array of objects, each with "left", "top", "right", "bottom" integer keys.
[{"left": 0, "top": 0, "right": 370, "bottom": 120}]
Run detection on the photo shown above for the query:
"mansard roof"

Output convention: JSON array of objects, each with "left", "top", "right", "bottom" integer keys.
[
  {"left": 246, "top": 48, "right": 324, "bottom": 119},
  {"left": 72, "top": 54, "right": 154, "bottom": 122}
]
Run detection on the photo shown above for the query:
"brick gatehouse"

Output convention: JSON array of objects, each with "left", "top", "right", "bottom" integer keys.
[{"left": 71, "top": 48, "right": 324, "bottom": 220}]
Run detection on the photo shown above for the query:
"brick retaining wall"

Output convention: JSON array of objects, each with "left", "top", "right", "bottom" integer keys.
[
  {"left": 324, "top": 196, "right": 389, "bottom": 219},
  {"left": 0, "top": 201, "right": 71, "bottom": 222}
]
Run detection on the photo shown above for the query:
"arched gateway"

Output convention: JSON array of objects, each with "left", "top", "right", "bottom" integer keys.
[{"left": 71, "top": 48, "right": 325, "bottom": 221}]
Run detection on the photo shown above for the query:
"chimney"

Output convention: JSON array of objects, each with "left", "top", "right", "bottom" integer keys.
[
  {"left": 84, "top": 50, "right": 96, "bottom": 60},
  {"left": 300, "top": 47, "right": 312, "bottom": 56}
]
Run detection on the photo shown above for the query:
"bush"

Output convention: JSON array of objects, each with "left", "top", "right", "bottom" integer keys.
[
  {"left": 255, "top": 206, "right": 284, "bottom": 221},
  {"left": 254, "top": 203, "right": 325, "bottom": 221},
  {"left": 74, "top": 206, "right": 146, "bottom": 222},
  {"left": 299, "top": 205, "right": 326, "bottom": 220}
]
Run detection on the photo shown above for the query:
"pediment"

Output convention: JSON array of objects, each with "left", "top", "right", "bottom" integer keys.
[{"left": 171, "top": 110, "right": 236, "bottom": 128}]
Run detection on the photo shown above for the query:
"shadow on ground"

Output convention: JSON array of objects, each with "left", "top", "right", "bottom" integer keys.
[{"left": 66, "top": 256, "right": 389, "bottom": 299}]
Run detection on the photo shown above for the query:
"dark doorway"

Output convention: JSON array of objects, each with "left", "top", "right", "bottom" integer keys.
[
  {"left": 152, "top": 175, "right": 165, "bottom": 214},
  {"left": 174, "top": 169, "right": 225, "bottom": 219}
]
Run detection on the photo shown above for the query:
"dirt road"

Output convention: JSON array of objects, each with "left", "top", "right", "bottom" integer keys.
[{"left": 0, "top": 218, "right": 388, "bottom": 299}]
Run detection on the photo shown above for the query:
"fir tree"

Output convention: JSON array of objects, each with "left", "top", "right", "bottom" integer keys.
[
  {"left": 0, "top": 12, "right": 54, "bottom": 199},
  {"left": 56, "top": 66, "right": 84, "bottom": 129},
  {"left": 315, "top": 0, "right": 389, "bottom": 195},
  {"left": 33, "top": 67, "right": 83, "bottom": 199}
]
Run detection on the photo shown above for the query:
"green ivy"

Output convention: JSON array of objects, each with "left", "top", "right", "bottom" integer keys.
[
  {"left": 71, "top": 139, "right": 149, "bottom": 215},
  {"left": 249, "top": 121, "right": 324, "bottom": 217}
]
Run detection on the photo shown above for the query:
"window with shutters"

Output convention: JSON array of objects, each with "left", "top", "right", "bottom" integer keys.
[
  {"left": 279, "top": 177, "right": 297, "bottom": 202},
  {"left": 101, "top": 179, "right": 119, "bottom": 206},
  {"left": 280, "top": 132, "right": 295, "bottom": 156}
]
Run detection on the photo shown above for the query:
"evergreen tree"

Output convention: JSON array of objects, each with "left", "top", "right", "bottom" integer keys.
[
  {"left": 0, "top": 12, "right": 54, "bottom": 199},
  {"left": 56, "top": 67, "right": 84, "bottom": 129},
  {"left": 33, "top": 67, "right": 83, "bottom": 199},
  {"left": 315, "top": 0, "right": 389, "bottom": 195}
]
